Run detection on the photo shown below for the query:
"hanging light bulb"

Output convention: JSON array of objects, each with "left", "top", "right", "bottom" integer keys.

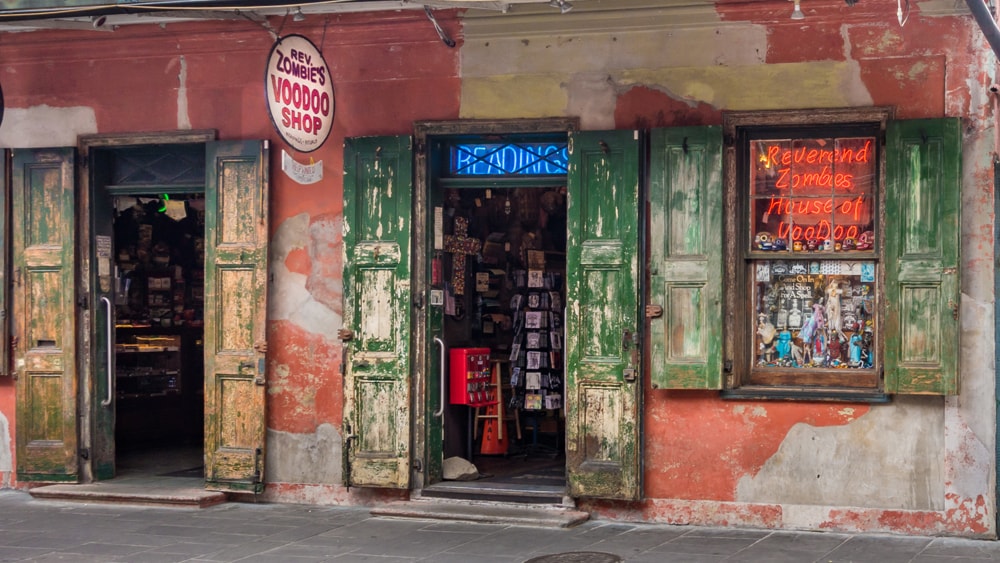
[
  {"left": 791, "top": 0, "right": 805, "bottom": 19},
  {"left": 293, "top": 7, "right": 306, "bottom": 22}
]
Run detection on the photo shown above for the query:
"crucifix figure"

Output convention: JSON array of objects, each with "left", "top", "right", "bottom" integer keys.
[{"left": 443, "top": 216, "right": 481, "bottom": 295}]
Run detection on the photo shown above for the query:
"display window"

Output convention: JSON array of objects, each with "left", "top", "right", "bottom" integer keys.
[
  {"left": 746, "top": 127, "right": 880, "bottom": 388},
  {"left": 714, "top": 107, "right": 961, "bottom": 399}
]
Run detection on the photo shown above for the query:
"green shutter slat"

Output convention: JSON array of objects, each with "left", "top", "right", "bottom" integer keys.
[
  {"left": 648, "top": 127, "right": 723, "bottom": 390},
  {"left": 884, "top": 118, "right": 961, "bottom": 395},
  {"left": 0, "top": 151, "right": 9, "bottom": 378}
]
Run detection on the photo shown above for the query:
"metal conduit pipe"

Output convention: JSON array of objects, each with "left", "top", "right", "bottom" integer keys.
[{"left": 966, "top": 0, "right": 1000, "bottom": 59}]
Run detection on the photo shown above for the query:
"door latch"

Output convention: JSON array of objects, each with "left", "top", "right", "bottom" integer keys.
[{"left": 646, "top": 304, "right": 663, "bottom": 318}]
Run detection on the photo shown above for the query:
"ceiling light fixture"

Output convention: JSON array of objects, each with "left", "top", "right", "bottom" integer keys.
[
  {"left": 293, "top": 7, "right": 306, "bottom": 22},
  {"left": 549, "top": 0, "right": 573, "bottom": 14},
  {"left": 790, "top": 0, "right": 805, "bottom": 19},
  {"left": 91, "top": 15, "right": 107, "bottom": 28}
]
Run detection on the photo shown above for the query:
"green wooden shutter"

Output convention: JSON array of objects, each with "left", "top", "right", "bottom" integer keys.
[
  {"left": 13, "top": 148, "right": 79, "bottom": 482},
  {"left": 648, "top": 127, "right": 723, "bottom": 390},
  {"left": 565, "top": 130, "right": 642, "bottom": 500},
  {"left": 342, "top": 136, "right": 413, "bottom": 489},
  {"left": 204, "top": 140, "right": 270, "bottom": 492},
  {"left": 884, "top": 118, "right": 960, "bottom": 395},
  {"left": 0, "top": 151, "right": 8, "bottom": 378}
]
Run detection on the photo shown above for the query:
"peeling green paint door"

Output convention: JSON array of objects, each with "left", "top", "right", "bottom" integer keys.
[
  {"left": 648, "top": 127, "right": 723, "bottom": 390},
  {"left": 89, "top": 150, "right": 117, "bottom": 481},
  {"left": 565, "top": 130, "right": 641, "bottom": 500},
  {"left": 884, "top": 118, "right": 960, "bottom": 394},
  {"left": 204, "top": 140, "right": 270, "bottom": 493},
  {"left": 13, "top": 148, "right": 79, "bottom": 482},
  {"left": 342, "top": 136, "right": 412, "bottom": 489}
]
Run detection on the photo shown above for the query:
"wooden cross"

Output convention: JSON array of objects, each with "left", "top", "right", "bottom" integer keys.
[{"left": 443, "top": 216, "right": 481, "bottom": 295}]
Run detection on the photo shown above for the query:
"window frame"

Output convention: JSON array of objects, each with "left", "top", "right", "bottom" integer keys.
[{"left": 722, "top": 107, "right": 893, "bottom": 399}]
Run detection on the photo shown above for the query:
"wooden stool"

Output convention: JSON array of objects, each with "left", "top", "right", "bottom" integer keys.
[{"left": 474, "top": 360, "right": 521, "bottom": 442}]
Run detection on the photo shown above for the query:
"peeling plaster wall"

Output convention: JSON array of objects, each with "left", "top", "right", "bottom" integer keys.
[
  {"left": 0, "top": 411, "right": 11, "bottom": 489},
  {"left": 266, "top": 424, "right": 342, "bottom": 484},
  {"left": 0, "top": 105, "right": 97, "bottom": 147},
  {"left": 737, "top": 397, "right": 945, "bottom": 509}
]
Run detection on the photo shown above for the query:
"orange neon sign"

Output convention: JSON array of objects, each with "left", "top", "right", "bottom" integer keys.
[{"left": 751, "top": 137, "right": 875, "bottom": 247}]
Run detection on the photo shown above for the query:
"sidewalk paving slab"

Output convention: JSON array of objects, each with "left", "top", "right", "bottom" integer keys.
[{"left": 1, "top": 491, "right": 1000, "bottom": 562}]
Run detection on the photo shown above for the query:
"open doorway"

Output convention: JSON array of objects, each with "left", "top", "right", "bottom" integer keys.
[
  {"left": 88, "top": 141, "right": 209, "bottom": 484},
  {"left": 437, "top": 186, "right": 567, "bottom": 489},
  {"left": 110, "top": 193, "right": 205, "bottom": 480}
]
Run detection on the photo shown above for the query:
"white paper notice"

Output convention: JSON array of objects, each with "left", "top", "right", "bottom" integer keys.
[{"left": 281, "top": 150, "right": 323, "bottom": 185}]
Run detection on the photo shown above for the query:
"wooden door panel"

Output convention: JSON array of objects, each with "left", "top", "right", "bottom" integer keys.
[
  {"left": 884, "top": 119, "right": 960, "bottom": 394},
  {"left": 648, "top": 127, "right": 723, "bottom": 389},
  {"left": 14, "top": 148, "right": 78, "bottom": 482},
  {"left": 204, "top": 141, "right": 269, "bottom": 493},
  {"left": 565, "top": 130, "right": 641, "bottom": 500},
  {"left": 342, "top": 136, "right": 412, "bottom": 489}
]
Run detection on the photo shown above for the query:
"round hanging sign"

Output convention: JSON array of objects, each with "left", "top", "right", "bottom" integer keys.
[{"left": 264, "top": 34, "right": 334, "bottom": 153}]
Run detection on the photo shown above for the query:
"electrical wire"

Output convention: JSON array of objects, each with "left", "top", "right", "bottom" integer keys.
[{"left": 0, "top": 0, "right": 362, "bottom": 20}]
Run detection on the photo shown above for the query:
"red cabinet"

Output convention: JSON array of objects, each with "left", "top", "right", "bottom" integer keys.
[{"left": 449, "top": 347, "right": 495, "bottom": 406}]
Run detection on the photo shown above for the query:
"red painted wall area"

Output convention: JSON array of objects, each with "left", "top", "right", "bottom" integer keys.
[{"left": 642, "top": 391, "right": 868, "bottom": 501}]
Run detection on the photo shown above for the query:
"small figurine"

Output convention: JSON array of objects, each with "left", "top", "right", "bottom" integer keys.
[
  {"left": 861, "top": 323, "right": 874, "bottom": 368},
  {"left": 793, "top": 240, "right": 803, "bottom": 252},
  {"left": 791, "top": 341, "right": 805, "bottom": 367},
  {"left": 757, "top": 314, "right": 777, "bottom": 364},
  {"left": 825, "top": 280, "right": 846, "bottom": 340},
  {"left": 755, "top": 232, "right": 773, "bottom": 251},
  {"left": 806, "top": 239, "right": 819, "bottom": 251},
  {"left": 828, "top": 336, "right": 842, "bottom": 362},
  {"left": 775, "top": 330, "right": 792, "bottom": 360},
  {"left": 773, "top": 238, "right": 787, "bottom": 251},
  {"left": 812, "top": 333, "right": 826, "bottom": 366},
  {"left": 855, "top": 230, "right": 874, "bottom": 251},
  {"left": 842, "top": 237, "right": 856, "bottom": 251},
  {"left": 823, "top": 239, "right": 834, "bottom": 251},
  {"left": 848, "top": 333, "right": 862, "bottom": 366}
]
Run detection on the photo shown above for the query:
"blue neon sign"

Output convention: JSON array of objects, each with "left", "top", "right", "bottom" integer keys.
[{"left": 450, "top": 142, "right": 568, "bottom": 176}]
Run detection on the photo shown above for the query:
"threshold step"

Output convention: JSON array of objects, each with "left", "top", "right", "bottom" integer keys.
[
  {"left": 372, "top": 499, "right": 589, "bottom": 528},
  {"left": 420, "top": 482, "right": 565, "bottom": 504},
  {"left": 28, "top": 483, "right": 227, "bottom": 508}
]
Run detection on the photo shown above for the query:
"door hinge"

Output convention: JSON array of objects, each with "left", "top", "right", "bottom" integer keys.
[
  {"left": 412, "top": 458, "right": 423, "bottom": 472},
  {"left": 79, "top": 448, "right": 90, "bottom": 460},
  {"left": 253, "top": 447, "right": 263, "bottom": 483},
  {"left": 77, "top": 295, "right": 89, "bottom": 310}
]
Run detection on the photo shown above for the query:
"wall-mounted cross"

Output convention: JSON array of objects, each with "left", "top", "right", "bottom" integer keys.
[{"left": 443, "top": 216, "right": 481, "bottom": 296}]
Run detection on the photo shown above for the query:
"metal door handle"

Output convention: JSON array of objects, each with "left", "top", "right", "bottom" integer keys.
[
  {"left": 433, "top": 337, "right": 446, "bottom": 417},
  {"left": 100, "top": 296, "right": 113, "bottom": 407}
]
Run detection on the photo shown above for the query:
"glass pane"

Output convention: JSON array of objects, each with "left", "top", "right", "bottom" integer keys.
[
  {"left": 749, "top": 135, "right": 876, "bottom": 254},
  {"left": 752, "top": 260, "right": 876, "bottom": 370},
  {"left": 750, "top": 139, "right": 788, "bottom": 197}
]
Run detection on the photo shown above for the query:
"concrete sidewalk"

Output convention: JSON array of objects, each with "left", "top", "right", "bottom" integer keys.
[{"left": 1, "top": 490, "right": 999, "bottom": 562}]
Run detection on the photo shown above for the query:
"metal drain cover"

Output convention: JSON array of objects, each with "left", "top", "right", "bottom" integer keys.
[{"left": 524, "top": 553, "right": 623, "bottom": 563}]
